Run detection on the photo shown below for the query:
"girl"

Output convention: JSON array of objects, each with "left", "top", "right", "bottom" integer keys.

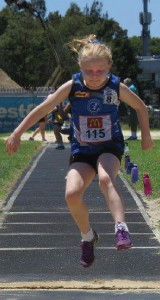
[{"left": 5, "top": 34, "right": 154, "bottom": 268}]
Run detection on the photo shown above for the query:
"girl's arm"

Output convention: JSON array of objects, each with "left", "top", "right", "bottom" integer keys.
[
  {"left": 5, "top": 80, "right": 72, "bottom": 154},
  {"left": 119, "top": 83, "right": 154, "bottom": 151}
]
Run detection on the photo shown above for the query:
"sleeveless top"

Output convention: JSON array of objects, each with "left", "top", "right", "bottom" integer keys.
[{"left": 68, "top": 72, "right": 124, "bottom": 155}]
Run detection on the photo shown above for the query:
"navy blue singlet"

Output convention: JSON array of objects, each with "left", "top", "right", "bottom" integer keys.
[{"left": 68, "top": 72, "right": 124, "bottom": 155}]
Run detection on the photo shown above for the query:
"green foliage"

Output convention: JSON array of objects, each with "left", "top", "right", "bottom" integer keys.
[
  {"left": 129, "top": 36, "right": 142, "bottom": 56},
  {"left": 31, "top": 0, "right": 46, "bottom": 19},
  {"left": 0, "top": 0, "right": 143, "bottom": 87},
  {"left": 0, "top": 8, "right": 10, "bottom": 35},
  {"left": 150, "top": 37, "right": 160, "bottom": 55},
  {"left": 47, "top": 11, "right": 62, "bottom": 25},
  {"left": 65, "top": 3, "right": 82, "bottom": 17},
  {"left": 111, "top": 37, "right": 141, "bottom": 80},
  {"left": 0, "top": 9, "right": 51, "bottom": 87},
  {"left": 129, "top": 36, "right": 160, "bottom": 56}
]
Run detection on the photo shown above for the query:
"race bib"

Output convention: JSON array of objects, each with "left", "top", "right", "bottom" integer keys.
[{"left": 79, "top": 115, "right": 111, "bottom": 143}]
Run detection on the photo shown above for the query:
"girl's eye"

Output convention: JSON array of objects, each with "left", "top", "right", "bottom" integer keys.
[
  {"left": 86, "top": 70, "right": 92, "bottom": 75},
  {"left": 97, "top": 70, "right": 105, "bottom": 75}
]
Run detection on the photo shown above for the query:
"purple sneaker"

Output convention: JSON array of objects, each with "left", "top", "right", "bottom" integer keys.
[
  {"left": 80, "top": 230, "right": 99, "bottom": 268},
  {"left": 116, "top": 228, "right": 133, "bottom": 250}
]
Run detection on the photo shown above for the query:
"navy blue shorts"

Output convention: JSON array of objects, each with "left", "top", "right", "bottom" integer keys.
[{"left": 70, "top": 147, "right": 123, "bottom": 173}]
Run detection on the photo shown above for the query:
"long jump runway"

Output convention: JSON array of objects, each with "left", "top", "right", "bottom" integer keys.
[{"left": 0, "top": 144, "right": 159, "bottom": 296}]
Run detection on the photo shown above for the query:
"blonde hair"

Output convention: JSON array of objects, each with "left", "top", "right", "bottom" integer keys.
[{"left": 68, "top": 34, "right": 113, "bottom": 65}]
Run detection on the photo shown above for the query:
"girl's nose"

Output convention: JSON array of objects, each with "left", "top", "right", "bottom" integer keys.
[{"left": 91, "top": 71, "right": 98, "bottom": 77}]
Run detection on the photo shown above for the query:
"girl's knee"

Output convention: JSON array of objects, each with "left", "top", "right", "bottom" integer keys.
[
  {"left": 65, "top": 188, "right": 83, "bottom": 205},
  {"left": 99, "top": 174, "right": 113, "bottom": 190}
]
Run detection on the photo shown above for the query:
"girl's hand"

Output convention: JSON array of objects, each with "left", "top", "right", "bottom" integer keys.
[
  {"left": 141, "top": 136, "right": 154, "bottom": 151},
  {"left": 5, "top": 133, "right": 21, "bottom": 155}
]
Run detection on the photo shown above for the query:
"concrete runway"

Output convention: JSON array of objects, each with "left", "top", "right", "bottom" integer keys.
[{"left": 0, "top": 143, "right": 159, "bottom": 299}]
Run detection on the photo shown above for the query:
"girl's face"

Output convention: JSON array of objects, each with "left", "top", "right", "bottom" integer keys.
[{"left": 80, "top": 57, "right": 112, "bottom": 89}]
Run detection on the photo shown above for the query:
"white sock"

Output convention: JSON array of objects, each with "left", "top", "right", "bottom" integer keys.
[
  {"left": 131, "top": 132, "right": 137, "bottom": 138},
  {"left": 115, "top": 222, "right": 129, "bottom": 233},
  {"left": 81, "top": 228, "right": 94, "bottom": 242}
]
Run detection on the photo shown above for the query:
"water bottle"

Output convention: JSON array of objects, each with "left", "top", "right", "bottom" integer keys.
[
  {"left": 124, "top": 143, "right": 130, "bottom": 170},
  {"left": 126, "top": 162, "right": 134, "bottom": 174},
  {"left": 125, "top": 155, "right": 130, "bottom": 170},
  {"left": 124, "top": 143, "right": 129, "bottom": 154},
  {"left": 131, "top": 165, "right": 139, "bottom": 183},
  {"left": 143, "top": 174, "right": 152, "bottom": 196}
]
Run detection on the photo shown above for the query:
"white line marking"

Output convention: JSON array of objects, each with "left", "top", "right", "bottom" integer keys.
[
  {"left": 0, "top": 233, "right": 155, "bottom": 236},
  {"left": 0, "top": 145, "right": 49, "bottom": 226},
  {"left": 119, "top": 171, "right": 160, "bottom": 242},
  {"left": 0, "top": 247, "right": 158, "bottom": 251},
  {"left": 5, "top": 211, "right": 142, "bottom": 215},
  {"left": 98, "top": 246, "right": 160, "bottom": 250},
  {"left": 3, "top": 222, "right": 147, "bottom": 225}
]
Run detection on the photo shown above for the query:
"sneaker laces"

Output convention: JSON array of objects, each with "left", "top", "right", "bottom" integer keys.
[{"left": 117, "top": 229, "right": 129, "bottom": 241}]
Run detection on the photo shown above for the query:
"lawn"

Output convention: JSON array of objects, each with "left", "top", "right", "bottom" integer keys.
[
  {"left": 0, "top": 138, "right": 42, "bottom": 207},
  {"left": 121, "top": 139, "right": 160, "bottom": 199}
]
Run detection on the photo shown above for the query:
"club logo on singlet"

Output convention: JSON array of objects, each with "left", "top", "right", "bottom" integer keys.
[
  {"left": 103, "top": 87, "right": 119, "bottom": 105},
  {"left": 75, "top": 91, "right": 90, "bottom": 98},
  {"left": 87, "top": 99, "right": 102, "bottom": 115}
]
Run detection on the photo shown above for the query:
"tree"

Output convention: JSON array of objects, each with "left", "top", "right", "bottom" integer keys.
[
  {"left": 47, "top": 11, "right": 62, "bottom": 26},
  {"left": 84, "top": 0, "right": 108, "bottom": 24},
  {"left": 65, "top": 3, "right": 82, "bottom": 17},
  {"left": 0, "top": 10, "right": 49, "bottom": 87},
  {"left": 129, "top": 36, "right": 142, "bottom": 56},
  {"left": 111, "top": 37, "right": 141, "bottom": 80},
  {"left": 0, "top": 8, "right": 10, "bottom": 36},
  {"left": 31, "top": 0, "right": 46, "bottom": 19},
  {"left": 150, "top": 37, "right": 160, "bottom": 55},
  {"left": 90, "top": 1, "right": 103, "bottom": 19}
]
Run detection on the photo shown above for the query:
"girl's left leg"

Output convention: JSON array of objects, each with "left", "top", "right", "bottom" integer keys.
[{"left": 97, "top": 153, "right": 132, "bottom": 250}]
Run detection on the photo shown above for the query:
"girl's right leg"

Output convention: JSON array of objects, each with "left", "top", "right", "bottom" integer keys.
[
  {"left": 65, "top": 162, "right": 98, "bottom": 268},
  {"left": 65, "top": 162, "right": 95, "bottom": 234}
]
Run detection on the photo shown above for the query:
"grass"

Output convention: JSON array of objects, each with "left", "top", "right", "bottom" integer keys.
[
  {"left": 121, "top": 139, "right": 160, "bottom": 200},
  {"left": 0, "top": 138, "right": 42, "bottom": 205}
]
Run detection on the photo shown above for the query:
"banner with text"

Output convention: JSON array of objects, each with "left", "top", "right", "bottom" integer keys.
[{"left": 0, "top": 95, "right": 44, "bottom": 133}]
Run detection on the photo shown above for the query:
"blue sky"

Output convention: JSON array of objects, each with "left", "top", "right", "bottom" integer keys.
[{"left": 0, "top": 0, "right": 160, "bottom": 38}]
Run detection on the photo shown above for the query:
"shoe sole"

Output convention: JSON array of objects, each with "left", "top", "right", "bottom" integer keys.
[
  {"left": 117, "top": 243, "right": 133, "bottom": 251},
  {"left": 81, "top": 257, "right": 95, "bottom": 268}
]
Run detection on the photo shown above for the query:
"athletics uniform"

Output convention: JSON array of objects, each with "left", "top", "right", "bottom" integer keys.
[
  {"left": 51, "top": 105, "right": 63, "bottom": 127},
  {"left": 68, "top": 72, "right": 124, "bottom": 172}
]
